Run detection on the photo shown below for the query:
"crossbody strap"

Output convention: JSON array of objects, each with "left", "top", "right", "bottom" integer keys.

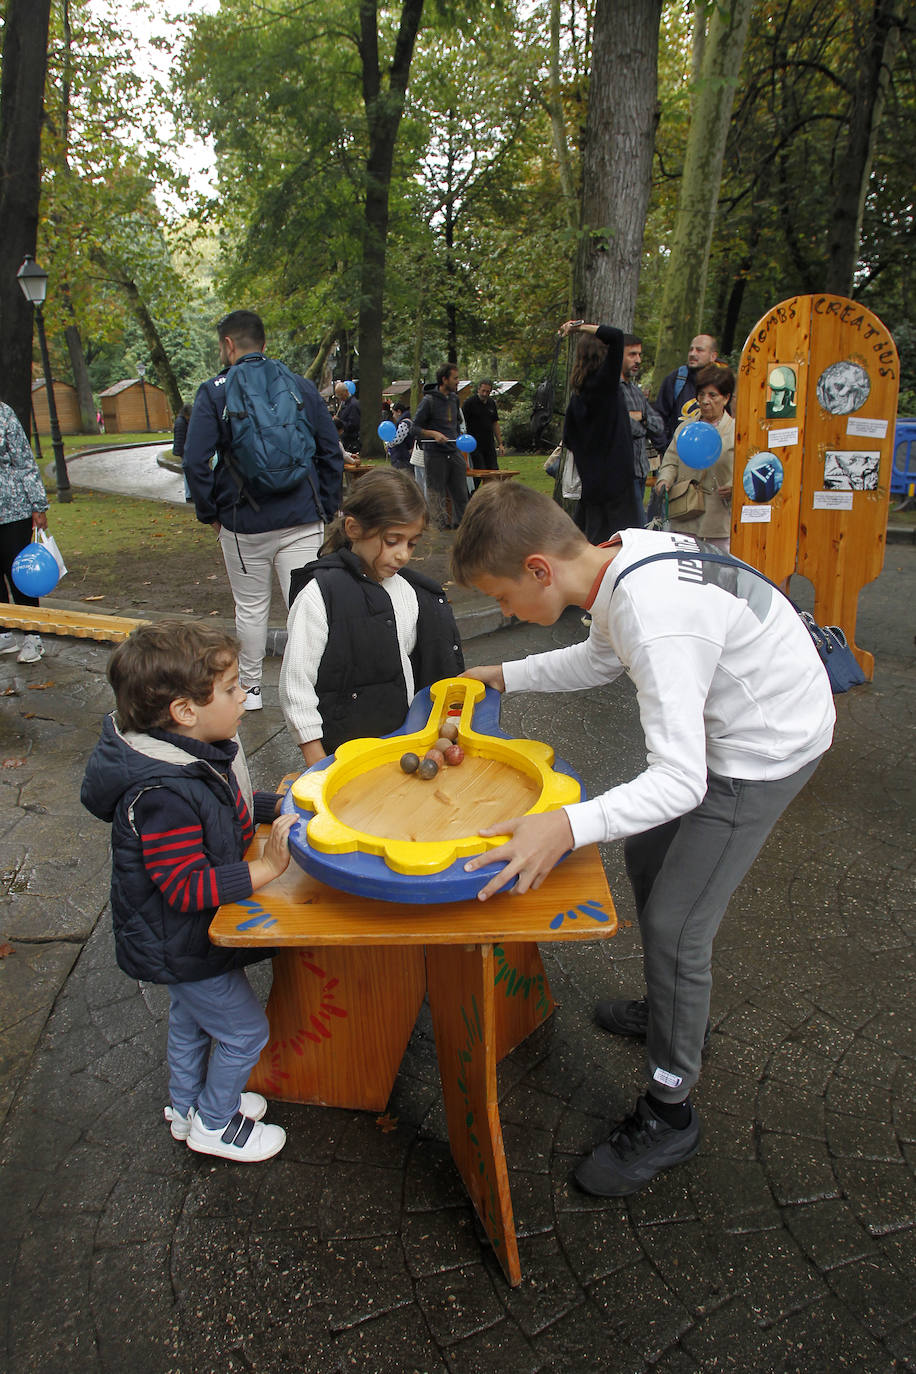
[{"left": 610, "top": 548, "right": 845, "bottom": 659}]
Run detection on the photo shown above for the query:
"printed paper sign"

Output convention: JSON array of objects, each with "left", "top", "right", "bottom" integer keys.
[
  {"left": 813, "top": 491, "right": 854, "bottom": 511},
  {"left": 846, "top": 416, "right": 888, "bottom": 439},
  {"left": 767, "top": 427, "right": 798, "bottom": 448},
  {"left": 740, "top": 505, "right": 772, "bottom": 523}
]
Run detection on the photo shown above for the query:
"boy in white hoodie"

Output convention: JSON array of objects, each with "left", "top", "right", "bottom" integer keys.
[{"left": 451, "top": 484, "right": 835, "bottom": 1196}]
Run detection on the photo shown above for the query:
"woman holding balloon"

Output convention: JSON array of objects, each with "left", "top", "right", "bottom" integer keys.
[
  {"left": 655, "top": 364, "right": 735, "bottom": 552},
  {"left": 0, "top": 402, "right": 50, "bottom": 662}
]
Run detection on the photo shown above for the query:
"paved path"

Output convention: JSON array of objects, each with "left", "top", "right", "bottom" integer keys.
[
  {"left": 64, "top": 443, "right": 188, "bottom": 505},
  {"left": 0, "top": 541, "right": 913, "bottom": 1371}
]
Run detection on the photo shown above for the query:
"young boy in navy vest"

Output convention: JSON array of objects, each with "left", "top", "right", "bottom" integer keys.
[
  {"left": 451, "top": 484, "right": 834, "bottom": 1196},
  {"left": 82, "top": 621, "right": 296, "bottom": 1162}
]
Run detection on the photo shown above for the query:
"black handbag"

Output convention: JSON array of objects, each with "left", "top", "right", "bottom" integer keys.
[{"left": 610, "top": 548, "right": 866, "bottom": 695}]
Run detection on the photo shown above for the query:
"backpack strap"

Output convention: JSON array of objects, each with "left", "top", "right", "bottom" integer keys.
[
  {"left": 672, "top": 364, "right": 689, "bottom": 402},
  {"left": 610, "top": 547, "right": 782, "bottom": 598}
]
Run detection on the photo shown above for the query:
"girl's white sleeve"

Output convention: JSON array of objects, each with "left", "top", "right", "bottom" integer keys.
[{"left": 279, "top": 582, "right": 329, "bottom": 745}]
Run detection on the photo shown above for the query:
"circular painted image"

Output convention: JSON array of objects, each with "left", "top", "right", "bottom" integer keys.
[
  {"left": 816, "top": 360, "right": 870, "bottom": 415},
  {"left": 742, "top": 452, "right": 784, "bottom": 503}
]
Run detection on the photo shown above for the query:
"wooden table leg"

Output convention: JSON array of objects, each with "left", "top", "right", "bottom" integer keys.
[
  {"left": 491, "top": 941, "right": 554, "bottom": 1062},
  {"left": 425, "top": 943, "right": 521, "bottom": 1287},
  {"left": 249, "top": 945, "right": 427, "bottom": 1111}
]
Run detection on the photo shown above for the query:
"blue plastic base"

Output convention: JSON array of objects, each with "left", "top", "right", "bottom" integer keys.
[{"left": 283, "top": 684, "right": 583, "bottom": 905}]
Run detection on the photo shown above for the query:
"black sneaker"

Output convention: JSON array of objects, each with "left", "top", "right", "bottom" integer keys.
[
  {"left": 595, "top": 997, "right": 649, "bottom": 1037},
  {"left": 573, "top": 1095, "right": 701, "bottom": 1196},
  {"left": 595, "top": 996, "right": 711, "bottom": 1047}
]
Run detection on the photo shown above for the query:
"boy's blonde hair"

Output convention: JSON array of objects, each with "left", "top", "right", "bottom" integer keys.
[
  {"left": 450, "top": 484, "right": 587, "bottom": 585},
  {"left": 108, "top": 620, "right": 239, "bottom": 733}
]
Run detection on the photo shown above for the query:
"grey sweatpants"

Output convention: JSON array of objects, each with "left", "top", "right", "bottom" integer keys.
[{"left": 623, "top": 758, "right": 822, "bottom": 1104}]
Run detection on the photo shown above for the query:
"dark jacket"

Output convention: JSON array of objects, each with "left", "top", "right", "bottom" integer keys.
[
  {"left": 562, "top": 324, "right": 633, "bottom": 503},
  {"left": 387, "top": 412, "right": 413, "bottom": 469},
  {"left": 183, "top": 354, "right": 343, "bottom": 533},
  {"left": 413, "top": 386, "right": 460, "bottom": 453},
  {"left": 288, "top": 548, "right": 464, "bottom": 754},
  {"left": 337, "top": 396, "right": 361, "bottom": 451},
  {"left": 81, "top": 715, "right": 274, "bottom": 984},
  {"left": 654, "top": 365, "right": 701, "bottom": 447}
]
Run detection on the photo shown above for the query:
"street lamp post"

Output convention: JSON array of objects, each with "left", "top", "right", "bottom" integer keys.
[
  {"left": 16, "top": 255, "right": 72, "bottom": 503},
  {"left": 136, "top": 361, "right": 151, "bottom": 432}
]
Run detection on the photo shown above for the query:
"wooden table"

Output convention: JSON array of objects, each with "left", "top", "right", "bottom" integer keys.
[
  {"left": 467, "top": 468, "right": 519, "bottom": 483},
  {"left": 210, "top": 839, "right": 616, "bottom": 1285}
]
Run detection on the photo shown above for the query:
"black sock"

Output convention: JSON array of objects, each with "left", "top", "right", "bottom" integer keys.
[{"left": 646, "top": 1092, "right": 691, "bottom": 1130}]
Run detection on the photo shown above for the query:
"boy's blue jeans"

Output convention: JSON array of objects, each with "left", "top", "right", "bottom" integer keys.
[{"left": 168, "top": 969, "right": 269, "bottom": 1128}]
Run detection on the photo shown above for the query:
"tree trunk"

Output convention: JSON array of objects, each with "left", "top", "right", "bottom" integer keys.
[
  {"left": 356, "top": 0, "right": 425, "bottom": 459},
  {"left": 653, "top": 0, "right": 754, "bottom": 382},
  {"left": 0, "top": 0, "right": 53, "bottom": 429},
  {"left": 575, "top": 0, "right": 661, "bottom": 327},
  {"left": 91, "top": 248, "right": 184, "bottom": 414},
  {"left": 306, "top": 322, "right": 344, "bottom": 387},
  {"left": 824, "top": 0, "right": 902, "bottom": 296},
  {"left": 64, "top": 316, "right": 99, "bottom": 433}
]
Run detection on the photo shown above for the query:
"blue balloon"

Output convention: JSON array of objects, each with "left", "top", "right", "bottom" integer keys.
[
  {"left": 456, "top": 434, "right": 477, "bottom": 453},
  {"left": 345, "top": 380, "right": 356, "bottom": 396},
  {"left": 12, "top": 541, "right": 59, "bottom": 598},
  {"left": 675, "top": 421, "right": 722, "bottom": 470},
  {"left": 377, "top": 420, "right": 397, "bottom": 442}
]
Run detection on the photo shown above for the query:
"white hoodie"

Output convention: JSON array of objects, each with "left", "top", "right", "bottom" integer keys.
[{"left": 503, "top": 529, "right": 836, "bottom": 848}]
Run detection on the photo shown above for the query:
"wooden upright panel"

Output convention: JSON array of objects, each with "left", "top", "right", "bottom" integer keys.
[
  {"left": 249, "top": 945, "right": 427, "bottom": 1111},
  {"left": 425, "top": 943, "right": 521, "bottom": 1286},
  {"left": 796, "top": 297, "right": 898, "bottom": 677},
  {"left": 732, "top": 295, "right": 898, "bottom": 677},
  {"left": 733, "top": 295, "right": 810, "bottom": 587},
  {"left": 491, "top": 942, "right": 554, "bottom": 1063}
]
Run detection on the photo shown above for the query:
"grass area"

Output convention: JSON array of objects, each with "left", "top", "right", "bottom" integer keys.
[
  {"left": 502, "top": 450, "right": 555, "bottom": 494},
  {"left": 62, "top": 431, "right": 170, "bottom": 455}
]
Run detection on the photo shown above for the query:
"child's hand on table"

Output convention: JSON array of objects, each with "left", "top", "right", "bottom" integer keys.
[{"left": 464, "top": 809, "right": 574, "bottom": 901}]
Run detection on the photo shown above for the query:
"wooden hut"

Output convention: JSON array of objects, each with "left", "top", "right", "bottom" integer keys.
[
  {"left": 99, "top": 378, "right": 171, "bottom": 434},
  {"left": 31, "top": 379, "right": 82, "bottom": 435}
]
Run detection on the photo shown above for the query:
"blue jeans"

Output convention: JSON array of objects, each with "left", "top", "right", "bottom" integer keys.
[{"left": 168, "top": 969, "right": 269, "bottom": 1127}]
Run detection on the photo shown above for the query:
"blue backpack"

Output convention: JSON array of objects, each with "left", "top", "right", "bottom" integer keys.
[{"left": 222, "top": 354, "right": 319, "bottom": 505}]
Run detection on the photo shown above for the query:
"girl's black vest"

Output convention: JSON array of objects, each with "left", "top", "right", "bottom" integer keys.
[{"left": 288, "top": 549, "right": 463, "bottom": 754}]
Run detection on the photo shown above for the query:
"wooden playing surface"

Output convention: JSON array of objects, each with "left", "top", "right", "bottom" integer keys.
[{"left": 329, "top": 753, "right": 540, "bottom": 842}]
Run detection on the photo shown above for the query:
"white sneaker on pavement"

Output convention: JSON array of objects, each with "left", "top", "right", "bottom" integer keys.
[
  {"left": 187, "top": 1109, "right": 286, "bottom": 1162},
  {"left": 0, "top": 631, "right": 18, "bottom": 654},
  {"left": 243, "top": 686, "right": 263, "bottom": 711},
  {"left": 164, "top": 1092, "right": 268, "bottom": 1141},
  {"left": 17, "top": 634, "right": 43, "bottom": 664}
]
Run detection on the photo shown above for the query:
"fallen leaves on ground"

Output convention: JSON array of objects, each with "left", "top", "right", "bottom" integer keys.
[
  {"left": 0, "top": 941, "right": 14, "bottom": 958},
  {"left": 28, "top": 682, "right": 54, "bottom": 691},
  {"left": 375, "top": 1113, "right": 398, "bottom": 1133},
  {"left": 2, "top": 758, "right": 25, "bottom": 768}
]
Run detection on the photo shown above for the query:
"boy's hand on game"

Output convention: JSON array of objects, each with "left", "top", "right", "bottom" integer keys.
[
  {"left": 249, "top": 813, "right": 298, "bottom": 891},
  {"left": 462, "top": 665, "right": 506, "bottom": 693},
  {"left": 464, "top": 810, "right": 574, "bottom": 901},
  {"left": 263, "top": 813, "right": 296, "bottom": 874}
]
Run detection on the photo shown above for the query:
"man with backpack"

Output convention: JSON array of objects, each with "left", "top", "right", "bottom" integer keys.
[
  {"left": 653, "top": 334, "right": 719, "bottom": 449},
  {"left": 184, "top": 311, "right": 343, "bottom": 711}
]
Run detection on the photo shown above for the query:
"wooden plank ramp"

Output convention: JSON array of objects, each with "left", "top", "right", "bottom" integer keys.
[{"left": 0, "top": 604, "right": 148, "bottom": 643}]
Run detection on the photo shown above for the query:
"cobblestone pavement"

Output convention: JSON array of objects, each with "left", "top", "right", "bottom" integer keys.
[{"left": 0, "top": 546, "right": 913, "bottom": 1373}]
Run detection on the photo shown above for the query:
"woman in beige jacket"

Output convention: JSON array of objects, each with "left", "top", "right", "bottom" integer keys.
[{"left": 656, "top": 364, "right": 735, "bottom": 550}]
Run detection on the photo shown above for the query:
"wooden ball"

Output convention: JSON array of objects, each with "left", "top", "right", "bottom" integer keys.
[
  {"left": 417, "top": 757, "right": 439, "bottom": 780},
  {"left": 434, "top": 736, "right": 453, "bottom": 754},
  {"left": 399, "top": 752, "right": 420, "bottom": 774},
  {"left": 439, "top": 719, "right": 459, "bottom": 741},
  {"left": 425, "top": 747, "right": 445, "bottom": 768},
  {"left": 443, "top": 744, "right": 464, "bottom": 766}
]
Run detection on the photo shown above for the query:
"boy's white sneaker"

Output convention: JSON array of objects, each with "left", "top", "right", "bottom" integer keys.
[
  {"left": 187, "top": 1108, "right": 286, "bottom": 1162},
  {"left": 17, "top": 634, "right": 43, "bottom": 663},
  {"left": 242, "top": 686, "right": 263, "bottom": 711},
  {"left": 164, "top": 1092, "right": 268, "bottom": 1141},
  {"left": 0, "top": 631, "right": 18, "bottom": 654}
]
